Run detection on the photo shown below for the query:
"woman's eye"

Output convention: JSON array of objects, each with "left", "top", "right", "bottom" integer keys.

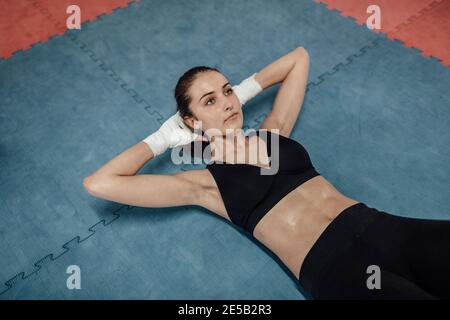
[{"left": 206, "top": 89, "right": 233, "bottom": 105}]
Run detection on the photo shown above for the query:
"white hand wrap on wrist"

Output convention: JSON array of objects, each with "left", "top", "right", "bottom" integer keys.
[
  {"left": 232, "top": 72, "right": 263, "bottom": 107},
  {"left": 143, "top": 112, "right": 198, "bottom": 157}
]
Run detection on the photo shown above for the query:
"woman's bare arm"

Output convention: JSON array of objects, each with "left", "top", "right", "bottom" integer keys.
[
  {"left": 83, "top": 142, "right": 202, "bottom": 207},
  {"left": 254, "top": 47, "right": 310, "bottom": 136},
  {"left": 254, "top": 47, "right": 304, "bottom": 91},
  {"left": 88, "top": 141, "right": 156, "bottom": 177}
]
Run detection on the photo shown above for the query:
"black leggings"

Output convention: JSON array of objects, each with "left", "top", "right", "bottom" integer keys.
[{"left": 298, "top": 202, "right": 450, "bottom": 300}]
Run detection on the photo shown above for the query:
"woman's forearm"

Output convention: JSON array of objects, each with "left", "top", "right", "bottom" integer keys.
[
  {"left": 88, "top": 141, "right": 155, "bottom": 178},
  {"left": 254, "top": 47, "right": 306, "bottom": 90}
]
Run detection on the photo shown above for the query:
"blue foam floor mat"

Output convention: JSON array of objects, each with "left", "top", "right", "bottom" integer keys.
[{"left": 1, "top": 0, "right": 449, "bottom": 299}]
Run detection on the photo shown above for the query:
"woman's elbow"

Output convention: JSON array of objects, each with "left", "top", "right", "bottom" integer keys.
[
  {"left": 295, "top": 46, "right": 309, "bottom": 60},
  {"left": 83, "top": 175, "right": 103, "bottom": 196}
]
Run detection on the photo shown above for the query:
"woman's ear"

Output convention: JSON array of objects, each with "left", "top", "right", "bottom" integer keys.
[{"left": 182, "top": 115, "right": 196, "bottom": 132}]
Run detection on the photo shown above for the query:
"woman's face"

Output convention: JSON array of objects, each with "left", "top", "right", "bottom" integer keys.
[{"left": 184, "top": 71, "right": 243, "bottom": 138}]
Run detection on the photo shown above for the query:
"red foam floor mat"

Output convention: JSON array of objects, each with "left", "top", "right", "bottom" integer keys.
[
  {"left": 388, "top": 0, "right": 450, "bottom": 67},
  {"left": 314, "top": 0, "right": 439, "bottom": 32},
  {"left": 0, "top": 0, "right": 135, "bottom": 59},
  {"left": 315, "top": 0, "right": 449, "bottom": 67}
]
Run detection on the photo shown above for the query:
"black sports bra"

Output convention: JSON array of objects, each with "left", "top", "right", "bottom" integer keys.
[{"left": 191, "top": 129, "right": 320, "bottom": 235}]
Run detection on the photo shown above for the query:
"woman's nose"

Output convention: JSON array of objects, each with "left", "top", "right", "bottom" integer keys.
[{"left": 224, "top": 104, "right": 233, "bottom": 112}]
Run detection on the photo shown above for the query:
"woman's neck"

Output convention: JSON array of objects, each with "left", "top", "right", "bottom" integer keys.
[{"left": 208, "top": 130, "right": 270, "bottom": 167}]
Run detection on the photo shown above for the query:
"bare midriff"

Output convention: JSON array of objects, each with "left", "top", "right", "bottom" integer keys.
[
  {"left": 252, "top": 175, "right": 360, "bottom": 280},
  {"left": 202, "top": 134, "right": 360, "bottom": 281}
]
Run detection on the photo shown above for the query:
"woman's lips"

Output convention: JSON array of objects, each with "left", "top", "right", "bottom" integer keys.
[{"left": 225, "top": 112, "right": 238, "bottom": 122}]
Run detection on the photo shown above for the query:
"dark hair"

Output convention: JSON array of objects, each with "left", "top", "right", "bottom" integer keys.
[{"left": 174, "top": 65, "right": 221, "bottom": 132}]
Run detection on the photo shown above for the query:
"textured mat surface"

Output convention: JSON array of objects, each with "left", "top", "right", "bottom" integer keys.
[
  {"left": 316, "top": 0, "right": 450, "bottom": 67},
  {"left": 387, "top": 0, "right": 450, "bottom": 67},
  {"left": 0, "top": 0, "right": 135, "bottom": 59},
  {"left": 315, "top": 0, "right": 439, "bottom": 32}
]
